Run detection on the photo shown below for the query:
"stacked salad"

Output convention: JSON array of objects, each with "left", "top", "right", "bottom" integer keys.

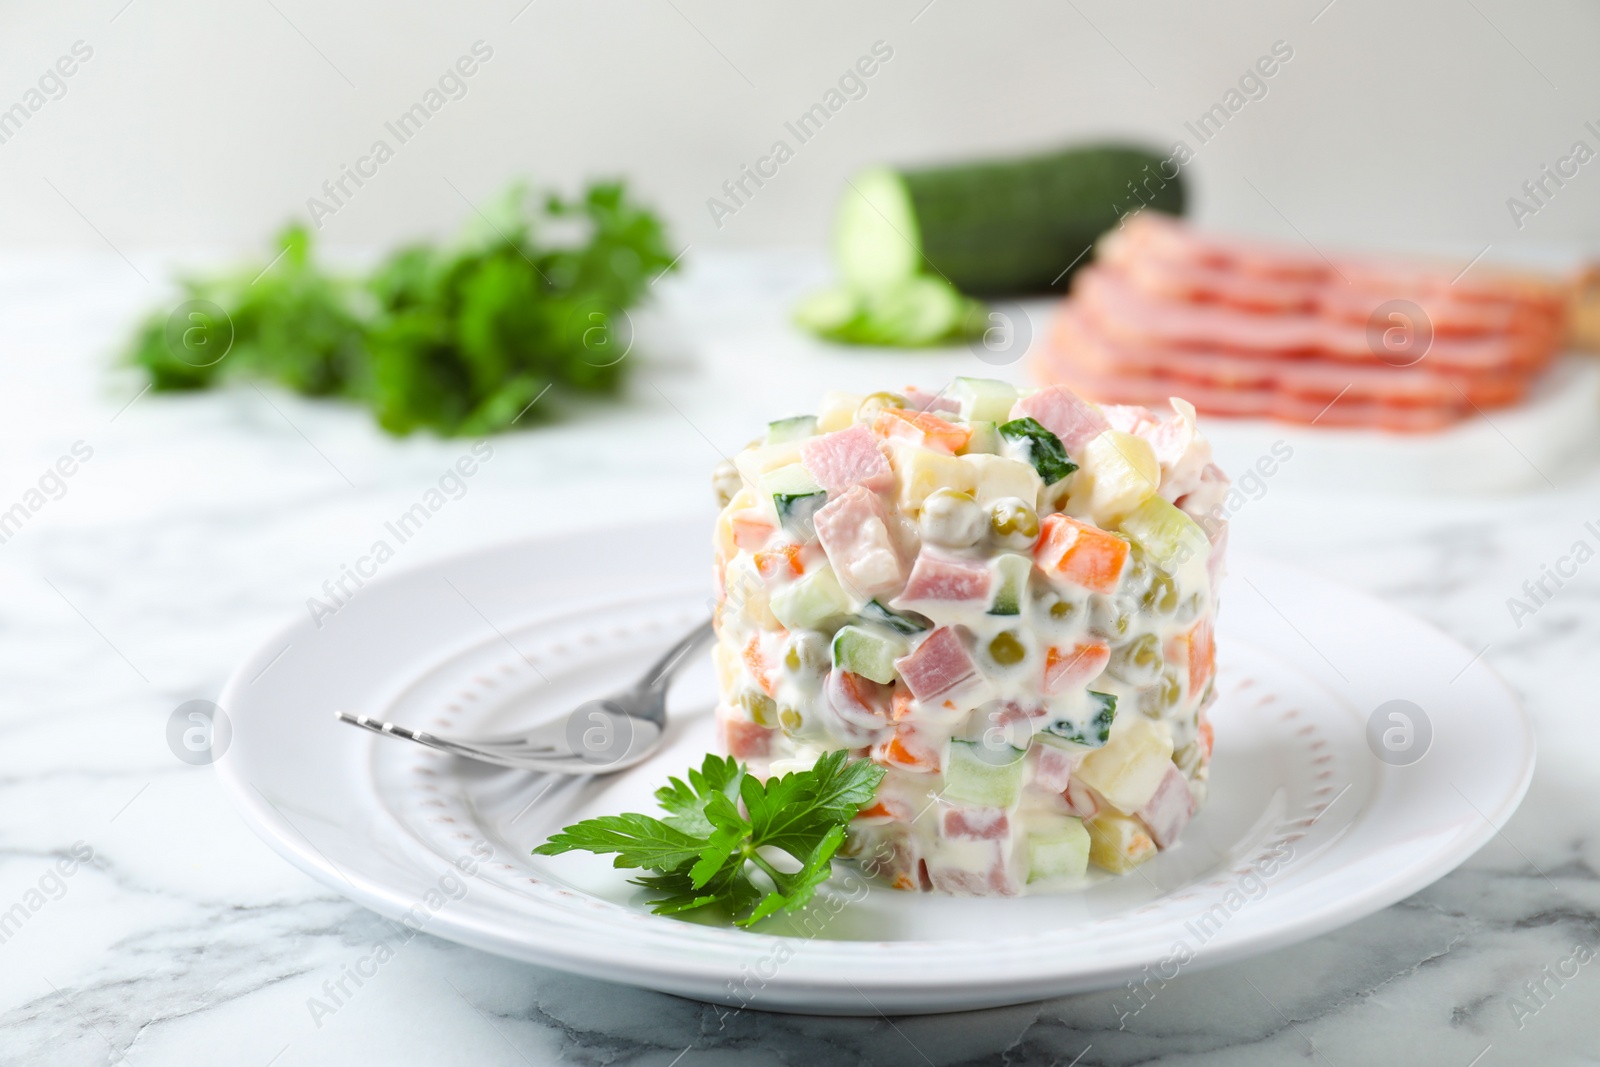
[{"left": 710, "top": 379, "right": 1230, "bottom": 895}]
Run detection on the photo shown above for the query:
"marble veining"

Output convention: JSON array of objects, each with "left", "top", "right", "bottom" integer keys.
[{"left": 1, "top": 252, "right": 1598, "bottom": 1065}]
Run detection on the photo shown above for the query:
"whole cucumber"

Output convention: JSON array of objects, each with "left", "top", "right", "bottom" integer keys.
[{"left": 836, "top": 144, "right": 1184, "bottom": 296}]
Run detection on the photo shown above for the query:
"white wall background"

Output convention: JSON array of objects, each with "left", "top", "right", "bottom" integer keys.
[{"left": 1, "top": 0, "right": 1598, "bottom": 258}]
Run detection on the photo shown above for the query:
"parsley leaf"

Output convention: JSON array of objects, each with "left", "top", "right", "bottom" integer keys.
[
  {"left": 127, "top": 180, "right": 679, "bottom": 437},
  {"left": 533, "top": 752, "right": 886, "bottom": 929}
]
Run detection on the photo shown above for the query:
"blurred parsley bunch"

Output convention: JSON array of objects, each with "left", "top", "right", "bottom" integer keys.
[{"left": 127, "top": 180, "right": 679, "bottom": 436}]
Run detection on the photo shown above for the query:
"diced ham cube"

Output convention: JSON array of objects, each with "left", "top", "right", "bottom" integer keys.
[
  {"left": 942, "top": 807, "right": 1010, "bottom": 840},
  {"left": 928, "top": 850, "right": 1020, "bottom": 896},
  {"left": 723, "top": 717, "right": 776, "bottom": 760},
  {"left": 1137, "top": 764, "right": 1196, "bottom": 848},
  {"left": 1010, "top": 386, "right": 1110, "bottom": 453},
  {"left": 800, "top": 425, "right": 894, "bottom": 493},
  {"left": 1032, "top": 745, "right": 1079, "bottom": 793},
  {"left": 813, "top": 486, "right": 906, "bottom": 600},
  {"left": 1065, "top": 777, "right": 1100, "bottom": 820},
  {"left": 894, "top": 551, "right": 992, "bottom": 604},
  {"left": 1101, "top": 404, "right": 1158, "bottom": 435},
  {"left": 1033, "top": 514, "right": 1129, "bottom": 594},
  {"left": 1042, "top": 640, "right": 1111, "bottom": 694},
  {"left": 893, "top": 626, "right": 980, "bottom": 704},
  {"left": 902, "top": 385, "right": 961, "bottom": 414},
  {"left": 856, "top": 822, "right": 921, "bottom": 889}
]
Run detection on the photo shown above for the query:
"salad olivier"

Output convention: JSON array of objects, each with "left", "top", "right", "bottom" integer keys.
[{"left": 711, "top": 379, "right": 1231, "bottom": 895}]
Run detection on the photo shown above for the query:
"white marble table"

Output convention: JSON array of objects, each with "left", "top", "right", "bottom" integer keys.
[{"left": 2, "top": 251, "right": 1598, "bottom": 1066}]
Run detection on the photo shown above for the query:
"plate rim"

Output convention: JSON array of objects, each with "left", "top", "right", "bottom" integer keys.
[{"left": 214, "top": 524, "right": 1536, "bottom": 1013}]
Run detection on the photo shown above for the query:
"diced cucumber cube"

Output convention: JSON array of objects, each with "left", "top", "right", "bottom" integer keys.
[
  {"left": 860, "top": 599, "right": 929, "bottom": 635},
  {"left": 766, "top": 414, "right": 819, "bottom": 445},
  {"left": 1026, "top": 814, "right": 1090, "bottom": 882},
  {"left": 769, "top": 566, "right": 852, "bottom": 630},
  {"left": 1120, "top": 495, "right": 1210, "bottom": 575},
  {"left": 1040, "top": 691, "right": 1116, "bottom": 748},
  {"left": 831, "top": 624, "right": 908, "bottom": 684},
  {"left": 998, "top": 417, "right": 1078, "bottom": 486},
  {"left": 988, "top": 553, "right": 1032, "bottom": 616},
  {"left": 945, "top": 739, "right": 1026, "bottom": 808},
  {"left": 950, "top": 377, "right": 1019, "bottom": 423},
  {"left": 760, "top": 463, "right": 827, "bottom": 539},
  {"left": 959, "top": 420, "right": 1001, "bottom": 455}
]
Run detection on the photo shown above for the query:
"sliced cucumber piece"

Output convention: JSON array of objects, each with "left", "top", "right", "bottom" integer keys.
[
  {"left": 1120, "top": 495, "right": 1210, "bottom": 575},
  {"left": 792, "top": 286, "right": 861, "bottom": 335},
  {"left": 766, "top": 414, "right": 819, "bottom": 445},
  {"left": 847, "top": 276, "right": 968, "bottom": 347},
  {"left": 860, "top": 599, "right": 929, "bottom": 635},
  {"left": 960, "top": 420, "right": 1001, "bottom": 455},
  {"left": 950, "top": 377, "right": 1019, "bottom": 423},
  {"left": 760, "top": 463, "right": 826, "bottom": 539},
  {"left": 831, "top": 624, "right": 908, "bottom": 685},
  {"left": 834, "top": 166, "right": 922, "bottom": 289},
  {"left": 769, "top": 566, "right": 851, "bottom": 630},
  {"left": 988, "top": 553, "right": 1032, "bottom": 616},
  {"left": 1041, "top": 690, "right": 1117, "bottom": 748},
  {"left": 945, "top": 739, "right": 1026, "bottom": 808},
  {"left": 1026, "top": 814, "right": 1090, "bottom": 882},
  {"left": 999, "top": 417, "right": 1077, "bottom": 486}
]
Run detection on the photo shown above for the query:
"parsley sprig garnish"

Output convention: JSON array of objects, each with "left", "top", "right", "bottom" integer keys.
[{"left": 534, "top": 752, "right": 885, "bottom": 927}]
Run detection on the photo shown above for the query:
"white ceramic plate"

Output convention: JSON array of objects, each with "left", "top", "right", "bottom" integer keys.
[{"left": 216, "top": 521, "right": 1534, "bottom": 1015}]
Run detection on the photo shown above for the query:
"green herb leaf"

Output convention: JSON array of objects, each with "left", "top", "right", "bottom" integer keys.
[{"left": 535, "top": 753, "right": 885, "bottom": 928}]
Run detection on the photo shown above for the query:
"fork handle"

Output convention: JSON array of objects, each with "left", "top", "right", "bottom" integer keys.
[{"left": 635, "top": 617, "right": 714, "bottom": 692}]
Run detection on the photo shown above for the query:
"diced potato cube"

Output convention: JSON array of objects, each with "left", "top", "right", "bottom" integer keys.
[
  {"left": 734, "top": 441, "right": 805, "bottom": 492},
  {"left": 1074, "top": 715, "right": 1174, "bottom": 812},
  {"left": 962, "top": 453, "right": 1044, "bottom": 509},
  {"left": 1088, "top": 812, "right": 1157, "bottom": 873},
  {"left": 816, "top": 391, "right": 864, "bottom": 433},
  {"left": 1072, "top": 430, "right": 1159, "bottom": 526},
  {"left": 888, "top": 442, "right": 976, "bottom": 513}
]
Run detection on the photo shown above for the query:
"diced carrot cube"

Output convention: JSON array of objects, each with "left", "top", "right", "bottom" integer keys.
[
  {"left": 1168, "top": 617, "right": 1215, "bottom": 698},
  {"left": 1197, "top": 713, "right": 1214, "bottom": 760},
  {"left": 754, "top": 543, "right": 804, "bottom": 580},
  {"left": 743, "top": 636, "right": 776, "bottom": 697},
  {"left": 1033, "top": 514, "right": 1129, "bottom": 594},
  {"left": 874, "top": 408, "right": 973, "bottom": 454},
  {"left": 890, "top": 682, "right": 915, "bottom": 722},
  {"left": 1042, "top": 640, "right": 1111, "bottom": 694},
  {"left": 875, "top": 726, "right": 941, "bottom": 773}
]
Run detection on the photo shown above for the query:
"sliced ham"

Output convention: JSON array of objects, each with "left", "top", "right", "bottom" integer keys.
[
  {"left": 894, "top": 551, "right": 993, "bottom": 604},
  {"left": 800, "top": 425, "right": 894, "bottom": 493},
  {"left": 893, "top": 626, "right": 980, "bottom": 704},
  {"left": 813, "top": 486, "right": 905, "bottom": 600},
  {"left": 1137, "top": 764, "right": 1196, "bottom": 849},
  {"left": 1010, "top": 386, "right": 1110, "bottom": 453}
]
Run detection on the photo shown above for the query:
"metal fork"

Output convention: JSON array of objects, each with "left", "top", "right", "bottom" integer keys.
[{"left": 336, "top": 618, "right": 714, "bottom": 774}]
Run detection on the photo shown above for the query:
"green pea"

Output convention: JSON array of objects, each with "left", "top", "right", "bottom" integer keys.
[
  {"left": 1049, "top": 599, "right": 1077, "bottom": 622},
  {"left": 856, "top": 391, "right": 908, "bottom": 423},
  {"left": 779, "top": 707, "right": 803, "bottom": 733},
  {"left": 740, "top": 690, "right": 778, "bottom": 727},
  {"left": 990, "top": 499, "right": 1040, "bottom": 539},
  {"left": 988, "top": 631, "right": 1027, "bottom": 666},
  {"left": 1143, "top": 574, "right": 1179, "bottom": 614}
]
